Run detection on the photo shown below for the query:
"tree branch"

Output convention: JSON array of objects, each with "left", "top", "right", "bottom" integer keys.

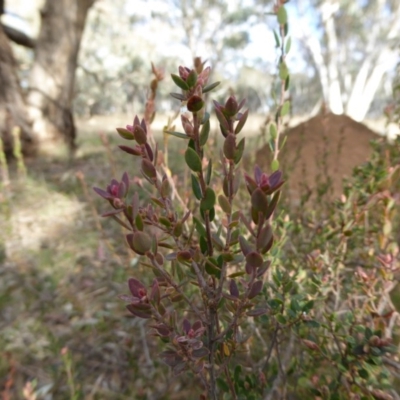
[{"left": 1, "top": 23, "right": 36, "bottom": 49}]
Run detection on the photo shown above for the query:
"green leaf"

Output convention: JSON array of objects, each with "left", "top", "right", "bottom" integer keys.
[
  {"left": 271, "top": 159, "right": 279, "bottom": 172},
  {"left": 135, "top": 213, "right": 144, "bottom": 231},
  {"left": 205, "top": 258, "right": 221, "bottom": 278},
  {"left": 302, "top": 300, "right": 314, "bottom": 312},
  {"left": 228, "top": 271, "right": 246, "bottom": 278},
  {"left": 277, "top": 6, "right": 287, "bottom": 25},
  {"left": 193, "top": 216, "right": 206, "bottom": 236},
  {"left": 280, "top": 135, "right": 288, "bottom": 150},
  {"left": 234, "top": 365, "right": 242, "bottom": 382},
  {"left": 234, "top": 138, "right": 245, "bottom": 164},
  {"left": 234, "top": 109, "right": 248, "bottom": 135},
  {"left": 304, "top": 320, "right": 320, "bottom": 328},
  {"left": 206, "top": 159, "right": 212, "bottom": 185},
  {"left": 273, "top": 29, "right": 280, "bottom": 48},
  {"left": 201, "top": 187, "right": 216, "bottom": 211},
  {"left": 269, "top": 123, "right": 277, "bottom": 140},
  {"left": 285, "top": 36, "right": 291, "bottom": 54},
  {"left": 209, "top": 206, "right": 215, "bottom": 222},
  {"left": 186, "top": 70, "right": 197, "bottom": 88},
  {"left": 218, "top": 194, "right": 232, "bottom": 214},
  {"left": 191, "top": 174, "right": 202, "bottom": 200},
  {"left": 285, "top": 74, "right": 290, "bottom": 91},
  {"left": 284, "top": 22, "right": 288, "bottom": 37},
  {"left": 279, "top": 62, "right": 289, "bottom": 80},
  {"left": 171, "top": 74, "right": 189, "bottom": 90},
  {"left": 276, "top": 313, "right": 286, "bottom": 324},
  {"left": 216, "top": 378, "right": 229, "bottom": 392},
  {"left": 116, "top": 127, "right": 135, "bottom": 140},
  {"left": 165, "top": 131, "right": 189, "bottom": 140},
  {"left": 265, "top": 190, "right": 280, "bottom": 219},
  {"left": 202, "top": 81, "right": 220, "bottom": 94},
  {"left": 170, "top": 92, "right": 185, "bottom": 101},
  {"left": 281, "top": 101, "right": 290, "bottom": 116},
  {"left": 199, "top": 119, "right": 210, "bottom": 146},
  {"left": 251, "top": 188, "right": 268, "bottom": 212},
  {"left": 201, "top": 112, "right": 210, "bottom": 124},
  {"left": 159, "top": 217, "right": 171, "bottom": 228},
  {"left": 358, "top": 368, "right": 369, "bottom": 379},
  {"left": 185, "top": 147, "right": 202, "bottom": 172}
]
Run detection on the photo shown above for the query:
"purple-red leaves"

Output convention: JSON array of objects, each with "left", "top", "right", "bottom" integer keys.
[
  {"left": 248, "top": 280, "right": 263, "bottom": 299},
  {"left": 229, "top": 279, "right": 239, "bottom": 298},
  {"left": 141, "top": 158, "right": 157, "bottom": 181},
  {"left": 178, "top": 66, "right": 190, "bottom": 81},
  {"left": 181, "top": 114, "right": 194, "bottom": 136},
  {"left": 239, "top": 235, "right": 252, "bottom": 256},
  {"left": 197, "top": 66, "right": 210, "bottom": 87},
  {"left": 224, "top": 96, "right": 239, "bottom": 117},
  {"left": 160, "top": 350, "right": 183, "bottom": 367},
  {"left": 149, "top": 279, "right": 160, "bottom": 305},
  {"left": 223, "top": 134, "right": 236, "bottom": 160},
  {"left": 120, "top": 116, "right": 148, "bottom": 145},
  {"left": 182, "top": 319, "right": 206, "bottom": 339},
  {"left": 235, "top": 109, "right": 248, "bottom": 135},
  {"left": 247, "top": 166, "right": 284, "bottom": 195},
  {"left": 177, "top": 250, "right": 192, "bottom": 262},
  {"left": 257, "top": 224, "right": 273, "bottom": 251},
  {"left": 93, "top": 172, "right": 129, "bottom": 209},
  {"left": 214, "top": 96, "right": 248, "bottom": 137},
  {"left": 125, "top": 278, "right": 152, "bottom": 319},
  {"left": 251, "top": 188, "right": 268, "bottom": 212},
  {"left": 160, "top": 176, "right": 171, "bottom": 198},
  {"left": 118, "top": 145, "right": 142, "bottom": 156},
  {"left": 214, "top": 103, "right": 230, "bottom": 136},
  {"left": 133, "top": 124, "right": 147, "bottom": 145},
  {"left": 247, "top": 308, "right": 268, "bottom": 317},
  {"left": 246, "top": 251, "right": 264, "bottom": 269},
  {"left": 128, "top": 278, "right": 147, "bottom": 299}
]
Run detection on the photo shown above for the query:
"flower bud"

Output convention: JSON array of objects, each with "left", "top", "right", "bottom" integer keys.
[{"left": 187, "top": 95, "right": 204, "bottom": 112}]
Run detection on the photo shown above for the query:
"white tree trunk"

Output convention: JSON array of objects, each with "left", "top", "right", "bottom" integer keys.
[{"left": 320, "top": 0, "right": 343, "bottom": 114}]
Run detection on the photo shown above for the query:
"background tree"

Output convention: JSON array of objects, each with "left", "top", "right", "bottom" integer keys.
[
  {"left": 0, "top": 0, "right": 95, "bottom": 155},
  {"left": 27, "top": 0, "right": 96, "bottom": 153},
  {"left": 296, "top": 0, "right": 400, "bottom": 120},
  {"left": 0, "top": 0, "right": 34, "bottom": 155}
]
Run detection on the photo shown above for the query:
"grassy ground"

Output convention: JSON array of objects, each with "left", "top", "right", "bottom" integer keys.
[{"left": 0, "top": 124, "right": 174, "bottom": 399}]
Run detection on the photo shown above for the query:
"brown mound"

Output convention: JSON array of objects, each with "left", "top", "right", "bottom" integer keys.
[{"left": 256, "top": 113, "right": 379, "bottom": 203}]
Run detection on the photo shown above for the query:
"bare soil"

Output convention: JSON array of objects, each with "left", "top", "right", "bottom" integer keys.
[{"left": 256, "top": 112, "right": 379, "bottom": 203}]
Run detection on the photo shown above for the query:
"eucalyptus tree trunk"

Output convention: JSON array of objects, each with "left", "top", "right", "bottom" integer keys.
[
  {"left": 0, "top": 24, "right": 34, "bottom": 156},
  {"left": 298, "top": 0, "right": 400, "bottom": 121},
  {"left": 27, "top": 0, "right": 95, "bottom": 154}
]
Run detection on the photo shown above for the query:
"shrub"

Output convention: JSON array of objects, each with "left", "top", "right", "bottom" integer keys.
[{"left": 94, "top": 3, "right": 400, "bottom": 398}]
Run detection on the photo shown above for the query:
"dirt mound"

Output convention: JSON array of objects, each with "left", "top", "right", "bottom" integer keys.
[{"left": 256, "top": 113, "right": 379, "bottom": 203}]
